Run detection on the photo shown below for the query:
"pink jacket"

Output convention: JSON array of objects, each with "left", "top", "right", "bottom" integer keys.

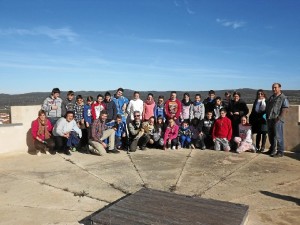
[
  {"left": 163, "top": 124, "right": 179, "bottom": 145},
  {"left": 31, "top": 119, "right": 53, "bottom": 140}
]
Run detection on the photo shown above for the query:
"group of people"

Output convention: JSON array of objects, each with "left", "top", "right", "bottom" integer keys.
[{"left": 31, "top": 83, "right": 289, "bottom": 158}]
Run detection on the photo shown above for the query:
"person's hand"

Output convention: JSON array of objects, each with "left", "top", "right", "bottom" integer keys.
[
  {"left": 86, "top": 122, "right": 89, "bottom": 128},
  {"left": 64, "top": 133, "right": 70, "bottom": 138},
  {"left": 122, "top": 133, "right": 126, "bottom": 137},
  {"left": 51, "top": 105, "right": 58, "bottom": 110}
]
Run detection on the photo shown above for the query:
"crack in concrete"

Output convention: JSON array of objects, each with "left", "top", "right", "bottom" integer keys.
[
  {"left": 170, "top": 149, "right": 193, "bottom": 192},
  {"left": 126, "top": 152, "right": 147, "bottom": 187},
  {"left": 197, "top": 153, "right": 261, "bottom": 197},
  {"left": 58, "top": 153, "right": 129, "bottom": 195},
  {"left": 38, "top": 181, "right": 111, "bottom": 204}
]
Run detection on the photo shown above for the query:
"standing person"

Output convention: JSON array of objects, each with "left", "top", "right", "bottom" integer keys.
[
  {"left": 31, "top": 110, "right": 55, "bottom": 156},
  {"left": 249, "top": 89, "right": 268, "bottom": 152},
  {"left": 203, "top": 90, "right": 216, "bottom": 113},
  {"left": 165, "top": 91, "right": 182, "bottom": 125},
  {"left": 143, "top": 93, "right": 156, "bottom": 121},
  {"left": 52, "top": 111, "right": 82, "bottom": 155},
  {"left": 154, "top": 96, "right": 165, "bottom": 122},
  {"left": 112, "top": 87, "right": 129, "bottom": 123},
  {"left": 190, "top": 94, "right": 205, "bottom": 120},
  {"left": 42, "top": 88, "right": 63, "bottom": 125},
  {"left": 234, "top": 116, "right": 256, "bottom": 153},
  {"left": 127, "top": 91, "right": 144, "bottom": 121},
  {"left": 227, "top": 92, "right": 249, "bottom": 138},
  {"left": 163, "top": 118, "right": 179, "bottom": 150},
  {"left": 266, "top": 83, "right": 289, "bottom": 157},
  {"left": 181, "top": 92, "right": 192, "bottom": 123},
  {"left": 223, "top": 91, "right": 231, "bottom": 110},
  {"left": 61, "top": 90, "right": 75, "bottom": 117},
  {"left": 83, "top": 96, "right": 94, "bottom": 153},
  {"left": 89, "top": 110, "right": 120, "bottom": 155},
  {"left": 212, "top": 108, "right": 232, "bottom": 151},
  {"left": 104, "top": 92, "right": 117, "bottom": 122},
  {"left": 213, "top": 96, "right": 224, "bottom": 119},
  {"left": 91, "top": 94, "right": 106, "bottom": 121},
  {"left": 74, "top": 95, "right": 86, "bottom": 152}
]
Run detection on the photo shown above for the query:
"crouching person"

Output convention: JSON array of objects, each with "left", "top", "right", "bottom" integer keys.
[
  {"left": 52, "top": 111, "right": 82, "bottom": 155},
  {"left": 163, "top": 118, "right": 179, "bottom": 150},
  {"left": 234, "top": 116, "right": 256, "bottom": 153},
  {"left": 212, "top": 108, "right": 232, "bottom": 151},
  {"left": 128, "top": 111, "right": 147, "bottom": 151},
  {"left": 89, "top": 110, "right": 120, "bottom": 155},
  {"left": 31, "top": 109, "right": 55, "bottom": 155}
]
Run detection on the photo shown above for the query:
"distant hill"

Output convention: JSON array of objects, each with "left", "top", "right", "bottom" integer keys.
[{"left": 0, "top": 88, "right": 300, "bottom": 108}]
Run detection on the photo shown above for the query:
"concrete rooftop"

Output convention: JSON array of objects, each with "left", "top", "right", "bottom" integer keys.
[{"left": 0, "top": 149, "right": 299, "bottom": 225}]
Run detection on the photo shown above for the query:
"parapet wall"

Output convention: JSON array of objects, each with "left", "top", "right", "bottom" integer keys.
[{"left": 0, "top": 105, "right": 299, "bottom": 154}]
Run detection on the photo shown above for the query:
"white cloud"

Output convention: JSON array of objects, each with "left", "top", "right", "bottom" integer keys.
[
  {"left": 216, "top": 18, "right": 246, "bottom": 29},
  {"left": 0, "top": 26, "right": 78, "bottom": 43}
]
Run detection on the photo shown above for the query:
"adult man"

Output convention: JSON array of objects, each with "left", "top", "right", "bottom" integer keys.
[
  {"left": 89, "top": 110, "right": 120, "bottom": 155},
  {"left": 128, "top": 111, "right": 148, "bottom": 151},
  {"left": 42, "top": 88, "right": 63, "bottom": 125},
  {"left": 266, "top": 83, "right": 289, "bottom": 157},
  {"left": 52, "top": 111, "right": 82, "bottom": 155}
]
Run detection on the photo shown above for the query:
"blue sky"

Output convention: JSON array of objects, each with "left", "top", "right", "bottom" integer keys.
[{"left": 0, "top": 0, "right": 299, "bottom": 94}]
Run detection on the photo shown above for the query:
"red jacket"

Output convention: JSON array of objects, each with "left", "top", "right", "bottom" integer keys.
[
  {"left": 91, "top": 102, "right": 106, "bottom": 120},
  {"left": 31, "top": 118, "right": 53, "bottom": 140},
  {"left": 163, "top": 124, "right": 179, "bottom": 145},
  {"left": 212, "top": 116, "right": 232, "bottom": 140},
  {"left": 165, "top": 99, "right": 182, "bottom": 119}
]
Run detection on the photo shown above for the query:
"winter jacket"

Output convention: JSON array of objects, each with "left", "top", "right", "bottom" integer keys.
[
  {"left": 190, "top": 102, "right": 205, "bottom": 120},
  {"left": 53, "top": 117, "right": 82, "bottom": 138},
  {"left": 61, "top": 98, "right": 75, "bottom": 117},
  {"left": 127, "top": 99, "right": 144, "bottom": 121},
  {"left": 104, "top": 100, "right": 117, "bottom": 122},
  {"left": 212, "top": 116, "right": 232, "bottom": 140},
  {"left": 31, "top": 118, "right": 53, "bottom": 140},
  {"left": 42, "top": 96, "right": 63, "bottom": 118},
  {"left": 163, "top": 124, "right": 179, "bottom": 145},
  {"left": 165, "top": 99, "right": 182, "bottom": 119},
  {"left": 91, "top": 102, "right": 106, "bottom": 120}
]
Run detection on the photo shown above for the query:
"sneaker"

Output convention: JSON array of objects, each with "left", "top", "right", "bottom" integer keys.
[
  {"left": 36, "top": 151, "right": 41, "bottom": 156},
  {"left": 140, "top": 146, "right": 147, "bottom": 150},
  {"left": 108, "top": 149, "right": 120, "bottom": 154},
  {"left": 90, "top": 148, "right": 101, "bottom": 156},
  {"left": 190, "top": 144, "right": 195, "bottom": 149},
  {"left": 65, "top": 150, "right": 72, "bottom": 156},
  {"left": 172, "top": 146, "right": 176, "bottom": 150},
  {"left": 273, "top": 152, "right": 284, "bottom": 158},
  {"left": 201, "top": 145, "right": 206, "bottom": 150},
  {"left": 45, "top": 150, "right": 50, "bottom": 155},
  {"left": 71, "top": 147, "right": 77, "bottom": 152}
]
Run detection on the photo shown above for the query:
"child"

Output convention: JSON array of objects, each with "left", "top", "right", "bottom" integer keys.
[
  {"left": 91, "top": 94, "right": 106, "bottom": 120},
  {"left": 61, "top": 90, "right": 75, "bottom": 117},
  {"left": 213, "top": 96, "right": 223, "bottom": 119},
  {"left": 83, "top": 96, "right": 93, "bottom": 153},
  {"left": 179, "top": 121, "right": 192, "bottom": 148},
  {"left": 154, "top": 96, "right": 165, "bottom": 122},
  {"left": 212, "top": 108, "right": 232, "bottom": 151},
  {"left": 74, "top": 95, "right": 85, "bottom": 152},
  {"left": 198, "top": 111, "right": 215, "bottom": 150},
  {"left": 107, "top": 114, "right": 126, "bottom": 150},
  {"left": 163, "top": 118, "right": 179, "bottom": 150},
  {"left": 190, "top": 94, "right": 205, "bottom": 120},
  {"left": 181, "top": 92, "right": 192, "bottom": 122},
  {"left": 234, "top": 116, "right": 256, "bottom": 153},
  {"left": 153, "top": 116, "right": 167, "bottom": 148}
]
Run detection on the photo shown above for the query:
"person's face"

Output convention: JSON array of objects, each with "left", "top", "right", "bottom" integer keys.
[
  {"left": 134, "top": 93, "right": 139, "bottom": 99},
  {"left": 157, "top": 118, "right": 163, "bottom": 124},
  {"left": 53, "top": 93, "right": 60, "bottom": 99},
  {"left": 39, "top": 113, "right": 46, "bottom": 121},
  {"left": 170, "top": 93, "right": 176, "bottom": 100},
  {"left": 158, "top": 98, "right": 164, "bottom": 104},
  {"left": 241, "top": 117, "right": 247, "bottom": 125},
  {"left": 105, "top": 95, "right": 111, "bottom": 102},
  {"left": 77, "top": 98, "right": 83, "bottom": 104},
  {"left": 183, "top": 123, "right": 188, "bottom": 128},
  {"left": 216, "top": 99, "right": 221, "bottom": 106},
  {"left": 184, "top": 95, "right": 189, "bottom": 101},
  {"left": 209, "top": 94, "right": 215, "bottom": 99},
  {"left": 233, "top": 94, "right": 240, "bottom": 102},
  {"left": 134, "top": 113, "right": 140, "bottom": 121},
  {"left": 220, "top": 111, "right": 226, "bottom": 118},
  {"left": 87, "top": 100, "right": 92, "bottom": 105},
  {"left": 257, "top": 92, "right": 264, "bottom": 99},
  {"left": 117, "top": 90, "right": 123, "bottom": 97},
  {"left": 195, "top": 96, "right": 201, "bottom": 102},
  {"left": 148, "top": 95, "right": 153, "bottom": 101},
  {"left": 66, "top": 113, "right": 74, "bottom": 122},
  {"left": 68, "top": 94, "right": 74, "bottom": 100},
  {"left": 97, "top": 96, "right": 103, "bottom": 103},
  {"left": 100, "top": 113, "right": 107, "bottom": 121},
  {"left": 116, "top": 118, "right": 122, "bottom": 124},
  {"left": 272, "top": 84, "right": 281, "bottom": 95},
  {"left": 206, "top": 112, "right": 213, "bottom": 119},
  {"left": 169, "top": 119, "right": 175, "bottom": 126},
  {"left": 225, "top": 94, "right": 230, "bottom": 99},
  {"left": 149, "top": 118, "right": 155, "bottom": 125}
]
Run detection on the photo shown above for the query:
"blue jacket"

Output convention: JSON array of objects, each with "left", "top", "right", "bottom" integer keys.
[
  {"left": 154, "top": 104, "right": 165, "bottom": 120},
  {"left": 83, "top": 104, "right": 92, "bottom": 125},
  {"left": 106, "top": 121, "right": 126, "bottom": 137}
]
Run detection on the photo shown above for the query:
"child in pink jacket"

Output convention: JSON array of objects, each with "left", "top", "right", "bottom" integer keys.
[{"left": 163, "top": 118, "right": 179, "bottom": 150}]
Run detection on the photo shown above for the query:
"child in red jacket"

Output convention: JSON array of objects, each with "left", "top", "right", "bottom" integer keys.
[{"left": 212, "top": 108, "right": 232, "bottom": 151}]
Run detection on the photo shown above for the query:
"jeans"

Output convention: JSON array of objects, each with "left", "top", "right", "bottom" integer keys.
[
  {"left": 268, "top": 119, "right": 285, "bottom": 154},
  {"left": 180, "top": 135, "right": 191, "bottom": 147}
]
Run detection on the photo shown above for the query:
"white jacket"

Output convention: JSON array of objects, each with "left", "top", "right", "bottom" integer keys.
[{"left": 127, "top": 99, "right": 144, "bottom": 121}]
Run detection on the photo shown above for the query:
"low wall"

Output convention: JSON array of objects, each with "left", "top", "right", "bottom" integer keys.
[{"left": 0, "top": 105, "right": 299, "bottom": 154}]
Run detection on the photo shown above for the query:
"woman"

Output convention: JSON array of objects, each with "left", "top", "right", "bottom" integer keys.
[
  {"left": 31, "top": 109, "right": 55, "bottom": 155},
  {"left": 249, "top": 89, "right": 267, "bottom": 152},
  {"left": 143, "top": 93, "right": 156, "bottom": 121},
  {"left": 181, "top": 92, "right": 192, "bottom": 122},
  {"left": 234, "top": 116, "right": 256, "bottom": 153}
]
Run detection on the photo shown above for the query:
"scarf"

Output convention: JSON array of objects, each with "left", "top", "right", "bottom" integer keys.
[
  {"left": 182, "top": 99, "right": 192, "bottom": 106},
  {"left": 37, "top": 118, "right": 51, "bottom": 140},
  {"left": 194, "top": 101, "right": 202, "bottom": 106},
  {"left": 145, "top": 99, "right": 155, "bottom": 105}
]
